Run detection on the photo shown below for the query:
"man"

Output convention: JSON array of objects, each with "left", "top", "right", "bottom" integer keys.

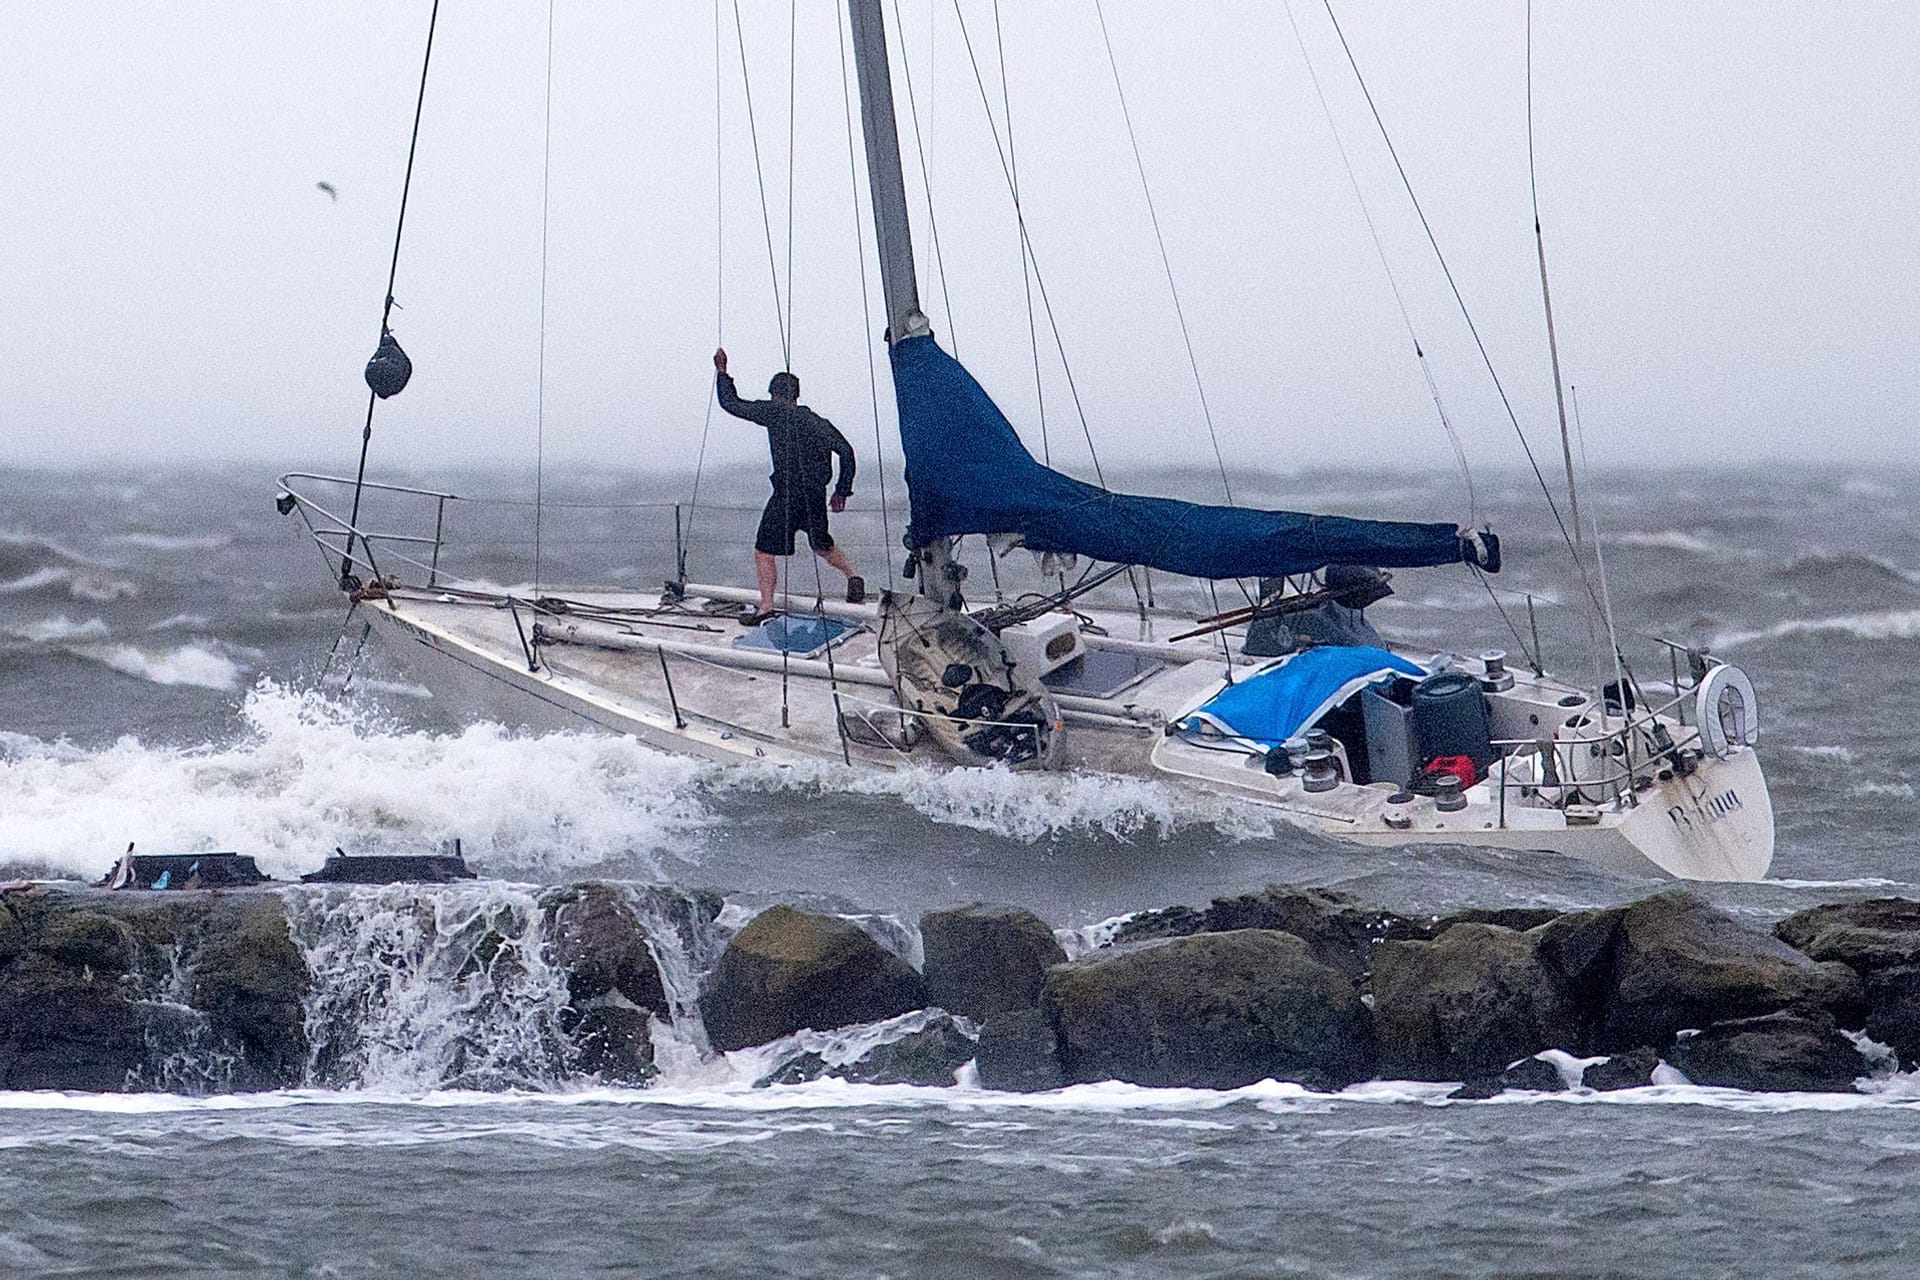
[{"left": 713, "top": 348, "right": 865, "bottom": 623}]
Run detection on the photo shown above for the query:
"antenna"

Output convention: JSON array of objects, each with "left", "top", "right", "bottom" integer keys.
[{"left": 1527, "top": 0, "right": 1580, "bottom": 546}]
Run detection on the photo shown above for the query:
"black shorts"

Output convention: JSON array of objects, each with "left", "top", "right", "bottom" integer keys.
[{"left": 754, "top": 486, "right": 833, "bottom": 556}]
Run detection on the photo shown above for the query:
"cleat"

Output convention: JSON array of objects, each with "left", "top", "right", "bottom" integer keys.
[{"left": 845, "top": 575, "right": 867, "bottom": 605}]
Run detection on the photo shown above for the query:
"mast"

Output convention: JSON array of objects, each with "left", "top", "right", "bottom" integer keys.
[
  {"left": 846, "top": 0, "right": 931, "bottom": 345},
  {"left": 846, "top": 0, "right": 961, "bottom": 608}
]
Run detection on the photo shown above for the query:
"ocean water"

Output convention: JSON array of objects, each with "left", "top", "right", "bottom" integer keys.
[{"left": 5, "top": 462, "right": 1920, "bottom": 1277}]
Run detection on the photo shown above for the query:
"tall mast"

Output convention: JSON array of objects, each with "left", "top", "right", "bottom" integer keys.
[
  {"left": 846, "top": 0, "right": 931, "bottom": 345},
  {"left": 847, "top": 0, "right": 960, "bottom": 608}
]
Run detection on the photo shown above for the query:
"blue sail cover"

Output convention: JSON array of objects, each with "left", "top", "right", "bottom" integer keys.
[
  {"left": 1177, "top": 645, "right": 1426, "bottom": 749},
  {"left": 890, "top": 335, "right": 1469, "bottom": 580}
]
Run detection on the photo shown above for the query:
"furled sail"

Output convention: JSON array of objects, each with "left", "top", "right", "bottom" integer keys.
[{"left": 890, "top": 335, "right": 1485, "bottom": 581}]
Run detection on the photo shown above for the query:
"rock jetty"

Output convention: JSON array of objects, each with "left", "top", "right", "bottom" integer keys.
[{"left": 3, "top": 879, "right": 1915, "bottom": 1096}]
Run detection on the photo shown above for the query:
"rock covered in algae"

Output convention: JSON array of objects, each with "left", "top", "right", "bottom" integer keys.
[
  {"left": 919, "top": 903, "right": 1066, "bottom": 1019},
  {"left": 1042, "top": 929, "right": 1375, "bottom": 1091},
  {"left": 699, "top": 905, "right": 928, "bottom": 1052}
]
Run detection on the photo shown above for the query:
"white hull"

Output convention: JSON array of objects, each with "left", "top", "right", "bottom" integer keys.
[{"left": 355, "top": 584, "right": 1775, "bottom": 882}]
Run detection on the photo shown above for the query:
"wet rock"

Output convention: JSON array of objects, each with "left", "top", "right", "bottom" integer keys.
[
  {"left": 1582, "top": 1046, "right": 1661, "bottom": 1091},
  {"left": 1108, "top": 904, "right": 1207, "bottom": 946},
  {"left": 0, "top": 953, "right": 152, "bottom": 1090},
  {"left": 545, "top": 883, "right": 668, "bottom": 1015},
  {"left": 1043, "top": 929, "right": 1375, "bottom": 1090},
  {"left": 837, "top": 1015, "right": 977, "bottom": 1086},
  {"left": 1449, "top": 1054, "right": 1568, "bottom": 1099},
  {"left": 976, "top": 1007, "right": 1064, "bottom": 1093},
  {"left": 1775, "top": 897, "right": 1920, "bottom": 961},
  {"left": 700, "top": 906, "right": 929, "bottom": 1052},
  {"left": 1200, "top": 886, "right": 1421, "bottom": 982},
  {"left": 1664, "top": 1010, "right": 1866, "bottom": 1093},
  {"left": 1429, "top": 906, "right": 1565, "bottom": 935},
  {"left": 0, "top": 892, "right": 314, "bottom": 1092},
  {"left": 759, "top": 1051, "right": 831, "bottom": 1087},
  {"left": 186, "top": 896, "right": 311, "bottom": 1088},
  {"left": 1372, "top": 923, "right": 1581, "bottom": 1081},
  {"left": 920, "top": 904, "right": 1066, "bottom": 1019},
  {"left": 1860, "top": 965, "right": 1920, "bottom": 1067},
  {"left": 1600, "top": 892, "right": 1864, "bottom": 1052},
  {"left": 566, "top": 1005, "right": 656, "bottom": 1084}
]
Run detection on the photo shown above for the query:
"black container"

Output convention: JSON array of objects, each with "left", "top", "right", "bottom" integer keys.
[{"left": 1410, "top": 671, "right": 1495, "bottom": 771}]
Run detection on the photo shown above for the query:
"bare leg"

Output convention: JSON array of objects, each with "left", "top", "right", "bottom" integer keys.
[
  {"left": 819, "top": 545, "right": 857, "bottom": 580},
  {"left": 755, "top": 551, "right": 780, "bottom": 612}
]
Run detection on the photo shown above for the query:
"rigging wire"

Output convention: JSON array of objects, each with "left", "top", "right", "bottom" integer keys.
[
  {"left": 1317, "top": 1, "right": 1608, "bottom": 628},
  {"left": 1277, "top": 0, "right": 1477, "bottom": 527},
  {"left": 785, "top": 0, "right": 797, "bottom": 364},
  {"left": 1091, "top": 0, "right": 1233, "bottom": 507},
  {"left": 887, "top": 0, "right": 960, "bottom": 350},
  {"left": 1527, "top": 0, "right": 1581, "bottom": 545},
  {"left": 342, "top": 0, "right": 441, "bottom": 590},
  {"left": 947, "top": 4, "right": 1108, "bottom": 486},
  {"left": 681, "top": 0, "right": 727, "bottom": 583},
  {"left": 990, "top": 1, "right": 1050, "bottom": 466},
  {"left": 532, "top": 0, "right": 556, "bottom": 595},
  {"left": 835, "top": 3, "right": 896, "bottom": 588},
  {"left": 948, "top": 1, "right": 1144, "bottom": 615},
  {"left": 730, "top": 0, "right": 791, "bottom": 367}
]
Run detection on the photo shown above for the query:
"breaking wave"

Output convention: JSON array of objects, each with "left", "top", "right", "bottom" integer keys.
[
  {"left": 1715, "top": 609, "right": 1920, "bottom": 649},
  {"left": 0, "top": 683, "right": 714, "bottom": 881},
  {"left": 0, "top": 564, "right": 140, "bottom": 601},
  {"left": 0, "top": 682, "right": 1276, "bottom": 883},
  {"left": 69, "top": 640, "right": 249, "bottom": 691},
  {"left": 1612, "top": 530, "right": 1721, "bottom": 556}
]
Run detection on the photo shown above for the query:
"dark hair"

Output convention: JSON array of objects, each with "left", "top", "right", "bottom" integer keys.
[{"left": 768, "top": 371, "right": 800, "bottom": 400}]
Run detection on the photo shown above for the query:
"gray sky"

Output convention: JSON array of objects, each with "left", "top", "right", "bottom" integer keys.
[{"left": 2, "top": 2, "right": 1915, "bottom": 492}]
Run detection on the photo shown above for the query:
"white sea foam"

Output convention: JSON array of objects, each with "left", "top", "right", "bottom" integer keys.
[
  {"left": 1613, "top": 530, "right": 1720, "bottom": 555},
  {"left": 1849, "top": 781, "right": 1916, "bottom": 800},
  {"left": 68, "top": 640, "right": 246, "bottom": 691},
  {"left": 0, "top": 683, "right": 714, "bottom": 880},
  {"left": 0, "top": 565, "right": 139, "bottom": 601},
  {"left": 104, "top": 532, "right": 233, "bottom": 551},
  {"left": 1765, "top": 877, "right": 1905, "bottom": 890},
  {"left": 718, "top": 758, "right": 1275, "bottom": 844},
  {"left": 1715, "top": 609, "right": 1920, "bottom": 649},
  {"left": 146, "top": 612, "right": 214, "bottom": 632},
  {"left": 4, "top": 614, "right": 111, "bottom": 644}
]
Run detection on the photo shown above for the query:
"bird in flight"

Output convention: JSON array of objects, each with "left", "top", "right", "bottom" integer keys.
[{"left": 315, "top": 181, "right": 338, "bottom": 202}]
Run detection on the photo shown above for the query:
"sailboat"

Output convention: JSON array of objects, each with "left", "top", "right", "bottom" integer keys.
[{"left": 278, "top": 1, "right": 1773, "bottom": 882}]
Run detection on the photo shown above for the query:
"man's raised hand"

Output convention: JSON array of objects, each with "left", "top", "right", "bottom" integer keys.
[{"left": 713, "top": 348, "right": 728, "bottom": 374}]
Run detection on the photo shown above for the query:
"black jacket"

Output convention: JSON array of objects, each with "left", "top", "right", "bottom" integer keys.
[{"left": 716, "top": 373, "right": 856, "bottom": 497}]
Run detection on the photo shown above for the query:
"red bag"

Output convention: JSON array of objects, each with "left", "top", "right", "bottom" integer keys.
[{"left": 1423, "top": 754, "right": 1479, "bottom": 788}]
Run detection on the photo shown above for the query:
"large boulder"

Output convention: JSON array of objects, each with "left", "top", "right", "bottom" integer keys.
[
  {"left": 700, "top": 906, "right": 928, "bottom": 1052},
  {"left": 544, "top": 883, "right": 668, "bottom": 1015},
  {"left": 185, "top": 896, "right": 311, "bottom": 1088},
  {"left": 1372, "top": 923, "right": 1581, "bottom": 1081},
  {"left": 1775, "top": 898, "right": 1920, "bottom": 966},
  {"left": 975, "top": 1007, "right": 1065, "bottom": 1093},
  {"left": 1599, "top": 892, "right": 1864, "bottom": 1052},
  {"left": 0, "top": 891, "right": 313, "bottom": 1092},
  {"left": 1113, "top": 885, "right": 1420, "bottom": 983},
  {"left": 1042, "top": 929, "right": 1374, "bottom": 1090},
  {"left": 920, "top": 904, "right": 1066, "bottom": 1019},
  {"left": 1665, "top": 1010, "right": 1867, "bottom": 1093}
]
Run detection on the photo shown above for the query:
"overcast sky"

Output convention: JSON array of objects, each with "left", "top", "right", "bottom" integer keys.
[{"left": 2, "top": 2, "right": 1915, "bottom": 496}]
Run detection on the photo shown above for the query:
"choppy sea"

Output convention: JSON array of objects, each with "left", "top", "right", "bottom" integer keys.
[{"left": 5, "top": 462, "right": 1920, "bottom": 1277}]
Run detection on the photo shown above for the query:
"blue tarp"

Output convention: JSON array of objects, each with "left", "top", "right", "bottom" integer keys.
[
  {"left": 1176, "top": 645, "right": 1425, "bottom": 748},
  {"left": 890, "top": 335, "right": 1470, "bottom": 580},
  {"left": 733, "top": 614, "right": 857, "bottom": 659}
]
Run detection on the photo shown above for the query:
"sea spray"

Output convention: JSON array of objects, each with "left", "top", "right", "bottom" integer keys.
[{"left": 287, "top": 884, "right": 574, "bottom": 1091}]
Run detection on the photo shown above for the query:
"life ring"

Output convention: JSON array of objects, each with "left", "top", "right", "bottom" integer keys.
[{"left": 1696, "top": 663, "right": 1760, "bottom": 758}]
